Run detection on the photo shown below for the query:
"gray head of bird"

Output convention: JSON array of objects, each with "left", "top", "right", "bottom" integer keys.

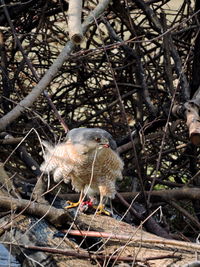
[{"left": 65, "top": 128, "right": 117, "bottom": 154}]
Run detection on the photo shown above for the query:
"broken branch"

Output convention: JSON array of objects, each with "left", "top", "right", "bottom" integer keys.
[{"left": 68, "top": 0, "right": 83, "bottom": 44}]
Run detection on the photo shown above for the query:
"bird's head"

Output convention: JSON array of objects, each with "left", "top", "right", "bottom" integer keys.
[{"left": 65, "top": 128, "right": 117, "bottom": 154}]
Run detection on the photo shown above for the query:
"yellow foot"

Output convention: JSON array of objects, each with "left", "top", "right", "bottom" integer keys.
[
  {"left": 64, "top": 200, "right": 81, "bottom": 209},
  {"left": 93, "top": 204, "right": 110, "bottom": 216}
]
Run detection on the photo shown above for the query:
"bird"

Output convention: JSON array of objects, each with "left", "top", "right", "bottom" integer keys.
[{"left": 40, "top": 128, "right": 124, "bottom": 215}]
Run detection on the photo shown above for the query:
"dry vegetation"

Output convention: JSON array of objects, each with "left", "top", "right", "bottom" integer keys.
[{"left": 0, "top": 0, "right": 200, "bottom": 266}]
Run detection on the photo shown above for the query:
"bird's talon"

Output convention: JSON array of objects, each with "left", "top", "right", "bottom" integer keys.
[
  {"left": 93, "top": 205, "right": 110, "bottom": 216},
  {"left": 64, "top": 200, "right": 81, "bottom": 209},
  {"left": 97, "top": 209, "right": 110, "bottom": 216}
]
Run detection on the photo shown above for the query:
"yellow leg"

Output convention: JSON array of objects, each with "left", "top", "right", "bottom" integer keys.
[
  {"left": 64, "top": 191, "right": 83, "bottom": 209},
  {"left": 93, "top": 187, "right": 110, "bottom": 215},
  {"left": 93, "top": 203, "right": 110, "bottom": 216}
]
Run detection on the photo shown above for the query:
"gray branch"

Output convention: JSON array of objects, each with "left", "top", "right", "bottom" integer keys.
[{"left": 68, "top": 0, "right": 83, "bottom": 44}]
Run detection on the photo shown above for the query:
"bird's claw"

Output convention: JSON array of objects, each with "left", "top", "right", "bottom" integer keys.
[
  {"left": 64, "top": 200, "right": 93, "bottom": 211},
  {"left": 93, "top": 204, "right": 110, "bottom": 216},
  {"left": 64, "top": 200, "right": 110, "bottom": 216},
  {"left": 64, "top": 200, "right": 81, "bottom": 209}
]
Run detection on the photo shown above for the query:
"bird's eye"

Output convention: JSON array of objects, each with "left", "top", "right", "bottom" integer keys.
[{"left": 95, "top": 137, "right": 101, "bottom": 143}]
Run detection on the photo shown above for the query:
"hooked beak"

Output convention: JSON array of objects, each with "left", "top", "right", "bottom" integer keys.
[
  {"left": 98, "top": 143, "right": 110, "bottom": 150},
  {"left": 102, "top": 143, "right": 110, "bottom": 148}
]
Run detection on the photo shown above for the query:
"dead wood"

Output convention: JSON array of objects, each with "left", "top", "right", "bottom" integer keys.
[
  {"left": 0, "top": 212, "right": 198, "bottom": 267},
  {"left": 73, "top": 214, "right": 200, "bottom": 266}
]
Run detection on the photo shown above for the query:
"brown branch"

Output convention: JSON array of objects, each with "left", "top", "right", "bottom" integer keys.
[
  {"left": 103, "top": 17, "right": 157, "bottom": 117},
  {"left": 16, "top": 145, "right": 41, "bottom": 177},
  {"left": 2, "top": 242, "right": 182, "bottom": 262},
  {"left": 190, "top": 2, "right": 200, "bottom": 97}
]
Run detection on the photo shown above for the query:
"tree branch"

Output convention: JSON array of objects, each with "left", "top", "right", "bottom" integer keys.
[{"left": 68, "top": 0, "right": 83, "bottom": 44}]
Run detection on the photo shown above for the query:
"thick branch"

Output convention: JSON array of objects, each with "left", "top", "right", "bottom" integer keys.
[{"left": 0, "top": 196, "right": 73, "bottom": 227}]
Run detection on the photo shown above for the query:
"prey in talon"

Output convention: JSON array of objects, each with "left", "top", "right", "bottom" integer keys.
[{"left": 40, "top": 128, "right": 124, "bottom": 215}]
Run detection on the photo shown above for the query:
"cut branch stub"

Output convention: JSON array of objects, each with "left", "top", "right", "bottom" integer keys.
[
  {"left": 68, "top": 0, "right": 84, "bottom": 45},
  {"left": 185, "top": 101, "right": 200, "bottom": 145}
]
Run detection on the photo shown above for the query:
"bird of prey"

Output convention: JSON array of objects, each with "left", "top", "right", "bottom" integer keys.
[{"left": 40, "top": 128, "right": 124, "bottom": 214}]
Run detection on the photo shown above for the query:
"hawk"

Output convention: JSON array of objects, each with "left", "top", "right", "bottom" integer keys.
[{"left": 40, "top": 128, "right": 124, "bottom": 214}]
